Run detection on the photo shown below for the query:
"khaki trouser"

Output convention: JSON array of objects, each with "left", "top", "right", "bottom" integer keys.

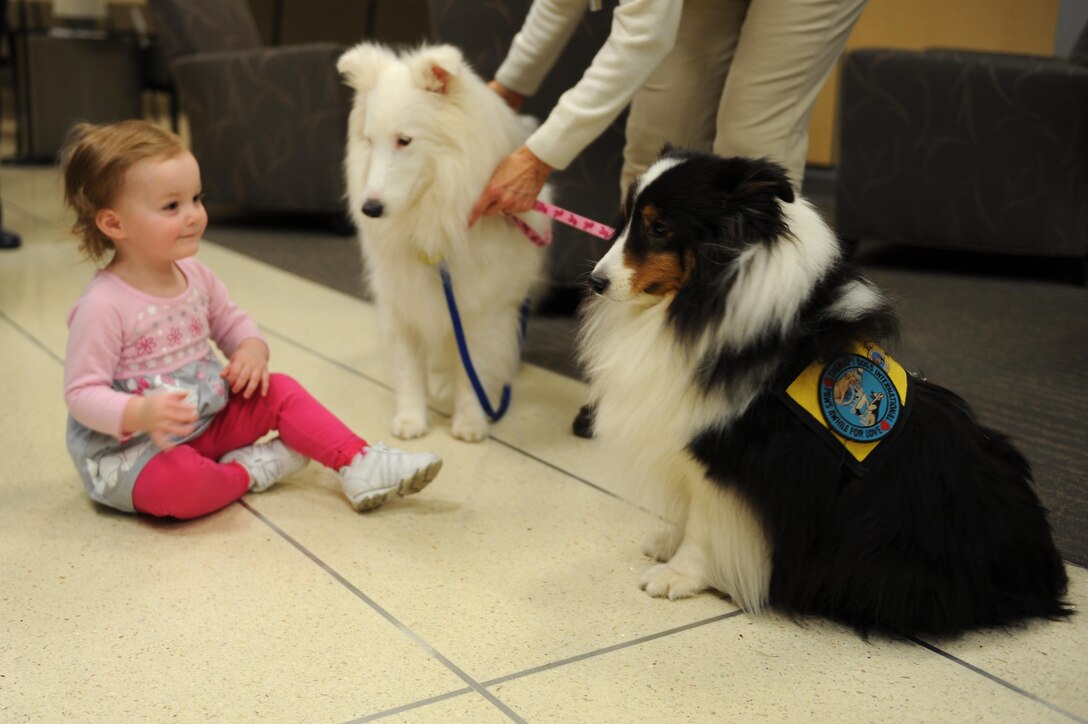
[{"left": 621, "top": 0, "right": 867, "bottom": 195}]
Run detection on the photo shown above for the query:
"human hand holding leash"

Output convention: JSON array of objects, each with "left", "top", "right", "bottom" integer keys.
[{"left": 468, "top": 146, "right": 553, "bottom": 228}]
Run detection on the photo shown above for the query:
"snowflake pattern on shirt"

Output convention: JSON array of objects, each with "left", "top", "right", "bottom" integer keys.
[{"left": 119, "top": 286, "right": 214, "bottom": 374}]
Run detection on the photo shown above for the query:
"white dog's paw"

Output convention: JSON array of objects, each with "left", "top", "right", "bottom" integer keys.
[
  {"left": 641, "top": 528, "right": 680, "bottom": 562},
  {"left": 391, "top": 412, "right": 429, "bottom": 440},
  {"left": 639, "top": 563, "right": 706, "bottom": 600},
  {"left": 450, "top": 412, "right": 489, "bottom": 443}
]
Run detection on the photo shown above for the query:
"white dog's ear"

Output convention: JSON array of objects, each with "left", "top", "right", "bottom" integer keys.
[
  {"left": 409, "top": 45, "right": 464, "bottom": 95},
  {"left": 337, "top": 43, "right": 397, "bottom": 92}
]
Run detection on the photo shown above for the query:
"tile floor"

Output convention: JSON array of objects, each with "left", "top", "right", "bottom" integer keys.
[{"left": 1, "top": 160, "right": 1085, "bottom": 723}]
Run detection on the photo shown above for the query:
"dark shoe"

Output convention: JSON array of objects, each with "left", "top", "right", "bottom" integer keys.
[{"left": 0, "top": 229, "right": 20, "bottom": 249}]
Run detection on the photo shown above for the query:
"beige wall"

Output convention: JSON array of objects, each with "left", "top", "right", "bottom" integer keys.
[{"left": 808, "top": 0, "right": 1061, "bottom": 166}]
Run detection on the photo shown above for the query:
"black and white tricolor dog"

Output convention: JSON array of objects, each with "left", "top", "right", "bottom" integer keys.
[{"left": 578, "top": 149, "right": 1070, "bottom": 637}]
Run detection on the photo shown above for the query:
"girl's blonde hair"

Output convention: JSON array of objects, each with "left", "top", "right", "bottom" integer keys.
[{"left": 60, "top": 120, "right": 187, "bottom": 262}]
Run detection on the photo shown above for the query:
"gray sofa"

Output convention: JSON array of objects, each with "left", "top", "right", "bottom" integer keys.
[
  {"left": 148, "top": 0, "right": 350, "bottom": 218},
  {"left": 836, "top": 26, "right": 1088, "bottom": 262}
]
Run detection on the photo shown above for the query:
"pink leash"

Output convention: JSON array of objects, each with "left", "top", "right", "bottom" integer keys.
[{"left": 506, "top": 200, "right": 615, "bottom": 246}]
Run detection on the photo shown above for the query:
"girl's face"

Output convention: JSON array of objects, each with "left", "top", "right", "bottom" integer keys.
[{"left": 108, "top": 151, "right": 207, "bottom": 267}]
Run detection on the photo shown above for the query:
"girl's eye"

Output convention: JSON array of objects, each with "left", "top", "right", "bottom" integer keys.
[
  {"left": 164, "top": 201, "right": 179, "bottom": 211},
  {"left": 194, "top": 193, "right": 205, "bottom": 204},
  {"left": 396, "top": 136, "right": 412, "bottom": 148}
]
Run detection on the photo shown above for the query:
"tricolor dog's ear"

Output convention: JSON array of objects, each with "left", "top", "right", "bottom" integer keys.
[
  {"left": 749, "top": 159, "right": 795, "bottom": 204},
  {"left": 719, "top": 157, "right": 795, "bottom": 205},
  {"left": 713, "top": 156, "right": 795, "bottom": 246},
  {"left": 337, "top": 43, "right": 397, "bottom": 92},
  {"left": 764, "top": 171, "right": 795, "bottom": 204},
  {"left": 408, "top": 44, "right": 464, "bottom": 95}
]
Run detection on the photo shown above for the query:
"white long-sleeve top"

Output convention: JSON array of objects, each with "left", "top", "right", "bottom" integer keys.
[{"left": 495, "top": 0, "right": 683, "bottom": 170}]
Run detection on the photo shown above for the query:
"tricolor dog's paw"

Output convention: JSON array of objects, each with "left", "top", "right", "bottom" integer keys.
[
  {"left": 391, "top": 412, "right": 429, "bottom": 440},
  {"left": 640, "top": 563, "right": 706, "bottom": 600},
  {"left": 641, "top": 528, "right": 680, "bottom": 563}
]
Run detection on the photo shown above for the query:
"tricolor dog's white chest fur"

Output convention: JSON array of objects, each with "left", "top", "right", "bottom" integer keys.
[
  {"left": 581, "top": 299, "right": 725, "bottom": 485},
  {"left": 580, "top": 281, "right": 775, "bottom": 612}
]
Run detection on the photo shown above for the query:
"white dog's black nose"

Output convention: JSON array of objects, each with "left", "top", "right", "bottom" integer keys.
[
  {"left": 588, "top": 274, "right": 610, "bottom": 295},
  {"left": 362, "top": 199, "right": 384, "bottom": 218}
]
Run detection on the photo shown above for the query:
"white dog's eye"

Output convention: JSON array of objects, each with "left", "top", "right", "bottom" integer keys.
[{"left": 396, "top": 135, "right": 412, "bottom": 148}]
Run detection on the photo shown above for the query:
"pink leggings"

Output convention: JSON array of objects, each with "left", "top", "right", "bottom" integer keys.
[{"left": 132, "top": 373, "right": 366, "bottom": 520}]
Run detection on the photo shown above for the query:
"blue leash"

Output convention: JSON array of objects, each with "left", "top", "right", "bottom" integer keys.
[{"left": 438, "top": 261, "right": 530, "bottom": 422}]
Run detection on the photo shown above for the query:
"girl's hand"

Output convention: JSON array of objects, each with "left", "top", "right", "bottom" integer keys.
[
  {"left": 132, "top": 392, "right": 196, "bottom": 450},
  {"left": 468, "top": 146, "right": 553, "bottom": 227},
  {"left": 221, "top": 338, "right": 270, "bottom": 399}
]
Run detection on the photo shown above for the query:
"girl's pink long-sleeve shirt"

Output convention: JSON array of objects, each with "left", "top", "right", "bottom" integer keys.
[{"left": 64, "top": 258, "right": 264, "bottom": 439}]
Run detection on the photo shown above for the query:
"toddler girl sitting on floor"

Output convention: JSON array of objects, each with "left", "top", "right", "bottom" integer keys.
[{"left": 61, "top": 120, "right": 441, "bottom": 519}]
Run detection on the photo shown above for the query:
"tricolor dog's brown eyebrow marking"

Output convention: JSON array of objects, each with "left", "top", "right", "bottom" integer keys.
[{"left": 625, "top": 200, "right": 694, "bottom": 297}]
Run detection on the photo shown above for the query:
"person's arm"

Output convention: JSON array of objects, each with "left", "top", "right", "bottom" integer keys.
[
  {"left": 64, "top": 292, "right": 137, "bottom": 437},
  {"left": 471, "top": 0, "right": 681, "bottom": 224},
  {"left": 64, "top": 292, "right": 194, "bottom": 447},
  {"left": 526, "top": 0, "right": 681, "bottom": 171},
  {"left": 494, "top": 0, "right": 589, "bottom": 99}
]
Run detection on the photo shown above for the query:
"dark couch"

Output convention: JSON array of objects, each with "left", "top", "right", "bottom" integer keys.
[
  {"left": 836, "top": 26, "right": 1088, "bottom": 261},
  {"left": 148, "top": 0, "right": 351, "bottom": 217}
]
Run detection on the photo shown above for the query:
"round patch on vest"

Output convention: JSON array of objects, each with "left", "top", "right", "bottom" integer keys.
[{"left": 819, "top": 354, "right": 901, "bottom": 442}]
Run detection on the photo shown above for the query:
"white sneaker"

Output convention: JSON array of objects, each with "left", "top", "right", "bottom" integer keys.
[
  {"left": 220, "top": 438, "right": 308, "bottom": 492},
  {"left": 340, "top": 442, "right": 442, "bottom": 512}
]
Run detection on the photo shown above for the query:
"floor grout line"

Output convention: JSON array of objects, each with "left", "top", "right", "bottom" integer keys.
[
  {"left": 0, "top": 308, "right": 64, "bottom": 365},
  {"left": 488, "top": 435, "right": 655, "bottom": 516},
  {"left": 240, "top": 499, "right": 527, "bottom": 724},
  {"left": 479, "top": 610, "right": 745, "bottom": 689},
  {"left": 346, "top": 688, "right": 473, "bottom": 723},
  {"left": 910, "top": 637, "right": 1087, "bottom": 723},
  {"left": 347, "top": 611, "right": 747, "bottom": 721},
  {"left": 3, "top": 194, "right": 65, "bottom": 231}
]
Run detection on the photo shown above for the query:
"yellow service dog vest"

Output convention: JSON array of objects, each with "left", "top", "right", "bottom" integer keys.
[{"left": 778, "top": 342, "right": 912, "bottom": 475}]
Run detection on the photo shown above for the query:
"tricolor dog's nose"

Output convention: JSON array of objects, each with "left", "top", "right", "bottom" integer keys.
[
  {"left": 362, "top": 199, "right": 384, "bottom": 218},
  {"left": 588, "top": 274, "right": 610, "bottom": 295}
]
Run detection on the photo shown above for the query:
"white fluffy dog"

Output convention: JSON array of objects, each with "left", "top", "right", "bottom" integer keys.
[{"left": 338, "top": 43, "right": 550, "bottom": 442}]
